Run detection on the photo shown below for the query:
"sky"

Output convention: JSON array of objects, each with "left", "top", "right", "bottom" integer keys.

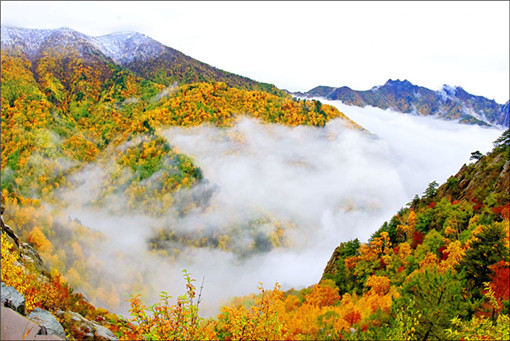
[{"left": 1, "top": 1, "right": 509, "bottom": 103}]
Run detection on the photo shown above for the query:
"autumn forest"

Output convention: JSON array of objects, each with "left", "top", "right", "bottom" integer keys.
[{"left": 1, "top": 31, "right": 509, "bottom": 341}]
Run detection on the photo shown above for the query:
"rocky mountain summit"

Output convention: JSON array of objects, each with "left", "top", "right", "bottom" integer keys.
[{"left": 296, "top": 79, "right": 509, "bottom": 128}]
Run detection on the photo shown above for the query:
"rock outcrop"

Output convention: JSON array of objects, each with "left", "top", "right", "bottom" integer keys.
[
  {"left": 1, "top": 194, "right": 20, "bottom": 248},
  {"left": 28, "top": 308, "right": 67, "bottom": 340},
  {"left": 19, "top": 242, "right": 50, "bottom": 274},
  {"left": 58, "top": 311, "right": 118, "bottom": 341},
  {"left": 1, "top": 282, "right": 26, "bottom": 315}
]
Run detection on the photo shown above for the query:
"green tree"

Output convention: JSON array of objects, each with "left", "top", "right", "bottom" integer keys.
[
  {"left": 470, "top": 150, "right": 483, "bottom": 161},
  {"left": 321, "top": 239, "right": 360, "bottom": 295},
  {"left": 423, "top": 181, "right": 439, "bottom": 199},
  {"left": 458, "top": 223, "right": 509, "bottom": 299},
  {"left": 493, "top": 129, "right": 510, "bottom": 150},
  {"left": 394, "top": 266, "right": 469, "bottom": 340}
]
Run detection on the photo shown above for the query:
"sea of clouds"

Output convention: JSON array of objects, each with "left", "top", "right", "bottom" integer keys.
[{"left": 58, "top": 101, "right": 503, "bottom": 317}]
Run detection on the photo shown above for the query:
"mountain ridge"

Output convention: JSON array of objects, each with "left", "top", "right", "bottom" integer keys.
[
  {"left": 1, "top": 26, "right": 283, "bottom": 94},
  {"left": 295, "top": 79, "right": 509, "bottom": 128}
]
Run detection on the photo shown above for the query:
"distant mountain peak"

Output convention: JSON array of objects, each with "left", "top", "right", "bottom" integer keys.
[
  {"left": 384, "top": 79, "right": 412, "bottom": 86},
  {"left": 297, "top": 79, "right": 509, "bottom": 128}
]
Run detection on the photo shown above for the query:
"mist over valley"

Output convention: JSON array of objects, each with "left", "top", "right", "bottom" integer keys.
[
  {"left": 1, "top": 20, "right": 508, "bottom": 340},
  {"left": 53, "top": 104, "right": 502, "bottom": 317}
]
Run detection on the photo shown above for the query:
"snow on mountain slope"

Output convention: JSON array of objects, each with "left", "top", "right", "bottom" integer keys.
[
  {"left": 93, "top": 31, "right": 166, "bottom": 64},
  {"left": 1, "top": 26, "right": 165, "bottom": 64},
  {"left": 1, "top": 26, "right": 55, "bottom": 59}
]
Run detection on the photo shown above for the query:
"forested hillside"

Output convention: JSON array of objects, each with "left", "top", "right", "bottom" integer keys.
[
  {"left": 315, "top": 130, "right": 509, "bottom": 339},
  {"left": 1, "top": 36, "right": 360, "bottom": 339},
  {"left": 1, "top": 47, "right": 358, "bottom": 200},
  {"left": 1, "top": 26, "right": 508, "bottom": 340}
]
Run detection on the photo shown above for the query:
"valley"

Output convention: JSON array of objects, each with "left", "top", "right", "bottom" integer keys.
[{"left": 1, "top": 26, "right": 509, "bottom": 340}]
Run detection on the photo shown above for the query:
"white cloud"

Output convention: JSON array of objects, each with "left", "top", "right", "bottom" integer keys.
[
  {"left": 323, "top": 100, "right": 504, "bottom": 197},
  {"left": 55, "top": 108, "right": 503, "bottom": 318}
]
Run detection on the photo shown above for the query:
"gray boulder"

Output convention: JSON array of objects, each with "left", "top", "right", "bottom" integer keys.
[
  {"left": 1, "top": 305, "right": 64, "bottom": 340},
  {"left": 1, "top": 281, "right": 26, "bottom": 315},
  {"left": 95, "top": 324, "right": 118, "bottom": 341},
  {"left": 28, "top": 307, "right": 67, "bottom": 340}
]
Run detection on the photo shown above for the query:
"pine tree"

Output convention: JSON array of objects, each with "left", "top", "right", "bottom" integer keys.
[
  {"left": 459, "top": 224, "right": 510, "bottom": 299},
  {"left": 395, "top": 266, "right": 469, "bottom": 340},
  {"left": 423, "top": 181, "right": 439, "bottom": 199}
]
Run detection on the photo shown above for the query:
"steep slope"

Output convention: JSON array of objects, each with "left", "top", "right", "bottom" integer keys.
[
  {"left": 1, "top": 26, "right": 282, "bottom": 94},
  {"left": 1, "top": 194, "right": 125, "bottom": 340},
  {"left": 297, "top": 79, "right": 509, "bottom": 127},
  {"left": 317, "top": 129, "right": 509, "bottom": 339}
]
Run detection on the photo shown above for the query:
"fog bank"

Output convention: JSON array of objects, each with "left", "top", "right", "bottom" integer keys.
[{"left": 59, "top": 107, "right": 502, "bottom": 317}]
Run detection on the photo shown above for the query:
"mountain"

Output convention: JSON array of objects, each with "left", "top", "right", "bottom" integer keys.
[
  {"left": 296, "top": 79, "right": 509, "bottom": 128},
  {"left": 3, "top": 25, "right": 509, "bottom": 340},
  {"left": 0, "top": 25, "right": 363, "bottom": 340},
  {"left": 2, "top": 27, "right": 99, "bottom": 59},
  {"left": 1, "top": 26, "right": 282, "bottom": 94},
  {"left": 1, "top": 25, "right": 360, "bottom": 204},
  {"left": 1, "top": 25, "right": 361, "bottom": 329},
  {"left": 319, "top": 130, "right": 509, "bottom": 339}
]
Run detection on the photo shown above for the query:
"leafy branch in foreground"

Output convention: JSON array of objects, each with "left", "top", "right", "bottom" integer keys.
[{"left": 119, "top": 270, "right": 205, "bottom": 340}]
